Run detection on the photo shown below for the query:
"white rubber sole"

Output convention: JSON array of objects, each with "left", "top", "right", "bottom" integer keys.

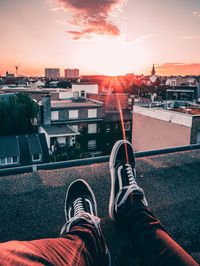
[
  {"left": 64, "top": 179, "right": 98, "bottom": 221},
  {"left": 109, "top": 140, "right": 133, "bottom": 221}
]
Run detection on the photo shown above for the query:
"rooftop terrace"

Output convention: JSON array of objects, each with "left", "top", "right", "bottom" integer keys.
[
  {"left": 0, "top": 149, "right": 200, "bottom": 265},
  {"left": 51, "top": 99, "right": 102, "bottom": 108}
]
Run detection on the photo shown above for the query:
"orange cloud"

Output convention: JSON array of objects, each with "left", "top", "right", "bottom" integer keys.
[
  {"left": 54, "top": 0, "right": 123, "bottom": 39},
  {"left": 156, "top": 63, "right": 200, "bottom": 76}
]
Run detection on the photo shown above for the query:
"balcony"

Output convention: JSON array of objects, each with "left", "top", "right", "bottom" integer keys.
[{"left": 0, "top": 148, "right": 200, "bottom": 265}]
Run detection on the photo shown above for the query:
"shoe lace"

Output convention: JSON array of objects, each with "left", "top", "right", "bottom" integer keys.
[
  {"left": 60, "top": 197, "right": 101, "bottom": 237},
  {"left": 73, "top": 197, "right": 84, "bottom": 216},
  {"left": 125, "top": 163, "right": 137, "bottom": 185}
]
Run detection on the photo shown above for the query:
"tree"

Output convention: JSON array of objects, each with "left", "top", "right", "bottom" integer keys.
[{"left": 0, "top": 93, "right": 39, "bottom": 136}]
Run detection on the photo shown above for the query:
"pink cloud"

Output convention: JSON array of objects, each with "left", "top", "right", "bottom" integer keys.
[{"left": 54, "top": 0, "right": 123, "bottom": 39}]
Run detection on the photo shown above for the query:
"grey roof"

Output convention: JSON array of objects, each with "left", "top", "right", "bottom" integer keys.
[
  {"left": 42, "top": 125, "right": 79, "bottom": 136},
  {"left": 0, "top": 149, "right": 200, "bottom": 264},
  {"left": 0, "top": 136, "right": 19, "bottom": 157},
  {"left": 51, "top": 99, "right": 102, "bottom": 109},
  {"left": 27, "top": 134, "right": 42, "bottom": 155}
]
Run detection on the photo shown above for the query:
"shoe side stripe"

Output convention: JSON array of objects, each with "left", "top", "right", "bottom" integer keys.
[
  {"left": 86, "top": 198, "right": 94, "bottom": 216},
  {"left": 68, "top": 206, "right": 72, "bottom": 219},
  {"left": 117, "top": 166, "right": 123, "bottom": 190}
]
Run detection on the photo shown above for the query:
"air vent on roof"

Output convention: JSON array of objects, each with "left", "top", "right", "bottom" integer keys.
[{"left": 73, "top": 91, "right": 79, "bottom": 100}]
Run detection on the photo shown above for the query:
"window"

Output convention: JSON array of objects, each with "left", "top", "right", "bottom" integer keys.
[
  {"left": 57, "top": 136, "right": 66, "bottom": 144},
  {"left": 0, "top": 156, "right": 18, "bottom": 165},
  {"left": 32, "top": 154, "right": 41, "bottom": 161},
  {"left": 124, "top": 121, "right": 131, "bottom": 131},
  {"left": 197, "top": 131, "right": 200, "bottom": 143},
  {"left": 88, "top": 109, "right": 97, "bottom": 118},
  {"left": 69, "top": 110, "right": 78, "bottom": 119},
  {"left": 51, "top": 111, "right": 59, "bottom": 120},
  {"left": 13, "top": 156, "right": 17, "bottom": 163},
  {"left": 7, "top": 157, "right": 12, "bottom": 164},
  {"left": 88, "top": 124, "right": 97, "bottom": 134},
  {"left": 81, "top": 91, "right": 85, "bottom": 98},
  {"left": 88, "top": 140, "right": 96, "bottom": 150},
  {"left": 106, "top": 124, "right": 110, "bottom": 133},
  {"left": 0, "top": 157, "right": 5, "bottom": 164}
]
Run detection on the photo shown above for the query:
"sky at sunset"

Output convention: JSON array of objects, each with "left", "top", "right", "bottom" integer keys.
[{"left": 1, "top": 0, "right": 200, "bottom": 76}]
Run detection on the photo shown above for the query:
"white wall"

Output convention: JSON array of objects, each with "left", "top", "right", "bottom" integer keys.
[
  {"left": 72, "top": 84, "right": 98, "bottom": 95},
  {"left": 59, "top": 91, "right": 73, "bottom": 99},
  {"left": 133, "top": 105, "right": 193, "bottom": 128}
]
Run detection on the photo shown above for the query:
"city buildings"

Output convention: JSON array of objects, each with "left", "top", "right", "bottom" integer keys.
[
  {"left": 64, "top": 69, "right": 79, "bottom": 79},
  {"left": 45, "top": 68, "right": 60, "bottom": 79}
]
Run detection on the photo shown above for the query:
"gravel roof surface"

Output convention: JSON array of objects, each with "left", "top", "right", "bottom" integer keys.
[{"left": 0, "top": 149, "right": 200, "bottom": 265}]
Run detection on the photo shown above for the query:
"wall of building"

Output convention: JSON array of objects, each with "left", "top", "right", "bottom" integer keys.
[
  {"left": 88, "top": 93, "right": 129, "bottom": 111},
  {"left": 191, "top": 116, "right": 200, "bottom": 144},
  {"left": 51, "top": 106, "right": 102, "bottom": 122},
  {"left": 42, "top": 96, "right": 51, "bottom": 125},
  {"left": 45, "top": 68, "right": 60, "bottom": 79},
  {"left": 132, "top": 113, "right": 191, "bottom": 151},
  {"left": 133, "top": 105, "right": 193, "bottom": 127},
  {"left": 72, "top": 84, "right": 98, "bottom": 95}
]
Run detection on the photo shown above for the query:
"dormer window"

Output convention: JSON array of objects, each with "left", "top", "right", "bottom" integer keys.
[{"left": 32, "top": 154, "right": 41, "bottom": 161}]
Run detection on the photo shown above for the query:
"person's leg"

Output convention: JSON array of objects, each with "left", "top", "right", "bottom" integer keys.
[
  {"left": 0, "top": 179, "right": 110, "bottom": 266},
  {"left": 109, "top": 140, "right": 198, "bottom": 266}
]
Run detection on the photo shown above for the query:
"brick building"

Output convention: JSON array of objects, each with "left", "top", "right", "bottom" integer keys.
[{"left": 88, "top": 93, "right": 133, "bottom": 154}]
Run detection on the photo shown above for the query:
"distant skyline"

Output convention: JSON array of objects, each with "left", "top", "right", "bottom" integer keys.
[{"left": 1, "top": 0, "right": 200, "bottom": 76}]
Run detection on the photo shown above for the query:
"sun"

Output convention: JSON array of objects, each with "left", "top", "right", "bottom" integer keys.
[{"left": 77, "top": 36, "right": 148, "bottom": 75}]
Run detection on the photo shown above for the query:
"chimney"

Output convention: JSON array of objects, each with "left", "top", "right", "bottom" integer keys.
[{"left": 42, "top": 95, "right": 51, "bottom": 125}]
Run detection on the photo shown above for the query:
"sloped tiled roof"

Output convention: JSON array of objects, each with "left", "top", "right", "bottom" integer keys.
[{"left": 0, "top": 136, "right": 19, "bottom": 157}]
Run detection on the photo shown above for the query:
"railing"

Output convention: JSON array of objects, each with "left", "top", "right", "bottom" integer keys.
[{"left": 1, "top": 143, "right": 200, "bottom": 177}]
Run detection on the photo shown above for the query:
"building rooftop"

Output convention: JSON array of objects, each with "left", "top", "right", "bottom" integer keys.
[
  {"left": 172, "top": 107, "right": 200, "bottom": 115},
  {"left": 42, "top": 125, "right": 79, "bottom": 136},
  {"left": 51, "top": 99, "right": 102, "bottom": 108},
  {"left": 27, "top": 134, "right": 42, "bottom": 155},
  {"left": 0, "top": 136, "right": 19, "bottom": 157},
  {"left": 0, "top": 149, "right": 200, "bottom": 265}
]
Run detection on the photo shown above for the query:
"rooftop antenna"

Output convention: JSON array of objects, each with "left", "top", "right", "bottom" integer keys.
[{"left": 15, "top": 65, "right": 19, "bottom": 77}]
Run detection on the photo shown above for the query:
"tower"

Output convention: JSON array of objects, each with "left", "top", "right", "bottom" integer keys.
[
  {"left": 15, "top": 65, "right": 19, "bottom": 77},
  {"left": 151, "top": 64, "right": 155, "bottom": 76}
]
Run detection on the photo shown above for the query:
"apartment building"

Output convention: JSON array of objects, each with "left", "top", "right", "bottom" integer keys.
[
  {"left": 88, "top": 93, "right": 133, "bottom": 154},
  {"left": 64, "top": 69, "right": 79, "bottom": 79},
  {"left": 45, "top": 68, "right": 60, "bottom": 79},
  {"left": 39, "top": 95, "right": 103, "bottom": 155}
]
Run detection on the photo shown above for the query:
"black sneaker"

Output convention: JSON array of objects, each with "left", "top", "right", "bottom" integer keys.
[
  {"left": 109, "top": 140, "right": 148, "bottom": 223},
  {"left": 60, "top": 179, "right": 99, "bottom": 234},
  {"left": 60, "top": 179, "right": 111, "bottom": 265}
]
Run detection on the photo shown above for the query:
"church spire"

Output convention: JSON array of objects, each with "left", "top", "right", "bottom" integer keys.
[{"left": 151, "top": 64, "right": 155, "bottom": 76}]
